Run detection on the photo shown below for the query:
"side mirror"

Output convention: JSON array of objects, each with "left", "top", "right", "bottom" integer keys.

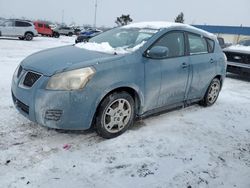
[{"left": 145, "top": 46, "right": 169, "bottom": 59}]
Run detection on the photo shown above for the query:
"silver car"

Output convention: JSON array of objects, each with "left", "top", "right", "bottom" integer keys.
[{"left": 0, "top": 19, "right": 38, "bottom": 41}]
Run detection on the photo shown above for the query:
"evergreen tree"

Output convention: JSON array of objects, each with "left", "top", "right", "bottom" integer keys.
[
  {"left": 115, "top": 14, "right": 133, "bottom": 26},
  {"left": 175, "top": 12, "right": 184, "bottom": 23}
]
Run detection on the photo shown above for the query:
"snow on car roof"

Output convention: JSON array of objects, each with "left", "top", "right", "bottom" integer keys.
[
  {"left": 75, "top": 41, "right": 146, "bottom": 55},
  {"left": 123, "top": 21, "right": 216, "bottom": 38},
  {"left": 123, "top": 21, "right": 184, "bottom": 29}
]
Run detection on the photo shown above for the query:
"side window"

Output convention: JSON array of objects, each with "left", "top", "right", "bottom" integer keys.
[
  {"left": 4, "top": 21, "right": 14, "bottom": 27},
  {"left": 15, "top": 21, "right": 31, "bottom": 27},
  {"left": 151, "top": 32, "right": 185, "bottom": 58},
  {"left": 45, "top": 24, "right": 50, "bottom": 29},
  {"left": 188, "top": 34, "right": 208, "bottom": 55},
  {"left": 206, "top": 38, "right": 215, "bottom": 53},
  {"left": 38, "top": 23, "right": 43, "bottom": 28}
]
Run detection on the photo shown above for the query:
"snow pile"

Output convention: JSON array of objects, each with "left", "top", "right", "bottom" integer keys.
[
  {"left": 75, "top": 41, "right": 146, "bottom": 54},
  {"left": 226, "top": 44, "right": 250, "bottom": 53}
]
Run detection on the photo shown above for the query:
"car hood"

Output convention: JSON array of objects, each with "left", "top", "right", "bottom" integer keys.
[
  {"left": 21, "top": 45, "right": 122, "bottom": 76},
  {"left": 223, "top": 45, "right": 250, "bottom": 54}
]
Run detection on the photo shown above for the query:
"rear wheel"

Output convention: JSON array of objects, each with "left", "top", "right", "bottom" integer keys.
[
  {"left": 24, "top": 33, "right": 33, "bottom": 41},
  {"left": 95, "top": 92, "right": 135, "bottom": 139},
  {"left": 200, "top": 78, "right": 221, "bottom": 106},
  {"left": 68, "top": 32, "right": 73, "bottom": 36},
  {"left": 53, "top": 32, "right": 60, "bottom": 38}
]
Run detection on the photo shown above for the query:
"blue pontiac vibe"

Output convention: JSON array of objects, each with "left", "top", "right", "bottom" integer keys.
[{"left": 11, "top": 22, "right": 227, "bottom": 138}]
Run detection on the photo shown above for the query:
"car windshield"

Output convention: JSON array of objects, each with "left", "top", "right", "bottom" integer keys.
[
  {"left": 238, "top": 40, "right": 250, "bottom": 46},
  {"left": 89, "top": 27, "right": 158, "bottom": 48}
]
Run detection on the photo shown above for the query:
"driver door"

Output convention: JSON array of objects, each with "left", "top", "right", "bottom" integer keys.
[{"left": 144, "top": 31, "right": 190, "bottom": 109}]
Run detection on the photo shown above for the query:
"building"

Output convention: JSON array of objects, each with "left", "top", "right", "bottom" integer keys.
[{"left": 193, "top": 25, "right": 250, "bottom": 44}]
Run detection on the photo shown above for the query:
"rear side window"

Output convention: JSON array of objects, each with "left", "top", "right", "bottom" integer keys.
[
  {"left": 3, "top": 21, "right": 14, "bottom": 27},
  {"left": 15, "top": 21, "right": 32, "bottom": 27},
  {"left": 188, "top": 34, "right": 208, "bottom": 55},
  {"left": 38, "top": 23, "right": 43, "bottom": 27},
  {"left": 152, "top": 32, "right": 185, "bottom": 58},
  {"left": 206, "top": 38, "right": 215, "bottom": 53},
  {"left": 45, "top": 24, "right": 50, "bottom": 29}
]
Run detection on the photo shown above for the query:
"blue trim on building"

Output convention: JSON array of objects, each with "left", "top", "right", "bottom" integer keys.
[{"left": 193, "top": 25, "right": 250, "bottom": 35}]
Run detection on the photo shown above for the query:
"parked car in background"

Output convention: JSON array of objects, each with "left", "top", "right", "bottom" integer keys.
[
  {"left": 11, "top": 22, "right": 226, "bottom": 138},
  {"left": 73, "top": 27, "right": 82, "bottom": 35},
  {"left": 34, "top": 21, "right": 60, "bottom": 38},
  {"left": 0, "top": 19, "right": 38, "bottom": 41},
  {"left": 55, "top": 26, "right": 74, "bottom": 36},
  {"left": 75, "top": 29, "right": 102, "bottom": 43},
  {"left": 217, "top": 37, "right": 231, "bottom": 49},
  {"left": 223, "top": 39, "right": 250, "bottom": 75}
]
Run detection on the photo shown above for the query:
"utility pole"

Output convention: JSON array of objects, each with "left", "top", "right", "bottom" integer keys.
[
  {"left": 62, "top": 10, "right": 64, "bottom": 25},
  {"left": 93, "top": 0, "right": 97, "bottom": 28}
]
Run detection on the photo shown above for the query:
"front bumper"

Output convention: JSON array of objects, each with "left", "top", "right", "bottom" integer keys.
[
  {"left": 227, "top": 61, "right": 250, "bottom": 75},
  {"left": 11, "top": 69, "right": 97, "bottom": 130}
]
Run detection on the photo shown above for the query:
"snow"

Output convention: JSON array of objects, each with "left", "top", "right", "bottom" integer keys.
[
  {"left": 124, "top": 21, "right": 216, "bottom": 38},
  {"left": 123, "top": 21, "right": 184, "bottom": 29},
  {"left": 75, "top": 41, "right": 146, "bottom": 54},
  {"left": 1, "top": 36, "right": 250, "bottom": 188},
  {"left": 226, "top": 44, "right": 250, "bottom": 53}
]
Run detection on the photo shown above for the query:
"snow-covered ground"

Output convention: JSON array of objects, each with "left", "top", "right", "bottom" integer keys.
[{"left": 0, "top": 36, "right": 250, "bottom": 188}]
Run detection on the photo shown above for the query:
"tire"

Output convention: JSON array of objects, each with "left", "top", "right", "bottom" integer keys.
[
  {"left": 53, "top": 32, "right": 60, "bottom": 38},
  {"left": 24, "top": 33, "right": 33, "bottom": 41},
  {"left": 68, "top": 32, "right": 73, "bottom": 37},
  {"left": 200, "top": 78, "right": 221, "bottom": 107},
  {"left": 95, "top": 92, "right": 135, "bottom": 139}
]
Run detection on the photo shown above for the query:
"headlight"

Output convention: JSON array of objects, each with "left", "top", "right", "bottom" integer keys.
[{"left": 46, "top": 67, "right": 95, "bottom": 90}]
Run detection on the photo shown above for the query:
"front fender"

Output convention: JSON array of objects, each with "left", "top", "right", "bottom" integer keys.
[{"left": 94, "top": 82, "right": 145, "bottom": 115}]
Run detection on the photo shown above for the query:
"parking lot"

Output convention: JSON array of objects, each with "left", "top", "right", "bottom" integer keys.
[{"left": 0, "top": 37, "right": 250, "bottom": 188}]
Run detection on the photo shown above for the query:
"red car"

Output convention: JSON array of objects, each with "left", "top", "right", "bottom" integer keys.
[{"left": 33, "top": 21, "right": 60, "bottom": 38}]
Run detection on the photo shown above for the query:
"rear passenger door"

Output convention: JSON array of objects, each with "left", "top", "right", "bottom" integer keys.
[
  {"left": 187, "top": 33, "right": 216, "bottom": 100},
  {"left": 44, "top": 24, "right": 52, "bottom": 35}
]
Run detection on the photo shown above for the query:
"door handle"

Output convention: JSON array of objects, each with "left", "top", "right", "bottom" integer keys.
[
  {"left": 182, "top": 62, "right": 188, "bottom": 69},
  {"left": 209, "top": 59, "right": 215, "bottom": 64}
]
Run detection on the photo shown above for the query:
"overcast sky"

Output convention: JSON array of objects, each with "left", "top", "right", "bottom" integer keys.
[{"left": 0, "top": 0, "right": 250, "bottom": 27}]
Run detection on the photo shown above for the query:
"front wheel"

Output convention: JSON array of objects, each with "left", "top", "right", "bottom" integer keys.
[
  {"left": 53, "top": 32, "right": 60, "bottom": 38},
  {"left": 24, "top": 33, "right": 33, "bottom": 41},
  {"left": 95, "top": 92, "right": 135, "bottom": 139},
  {"left": 200, "top": 78, "right": 221, "bottom": 106}
]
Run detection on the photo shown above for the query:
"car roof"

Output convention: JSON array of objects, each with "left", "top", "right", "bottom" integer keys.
[
  {"left": 7, "top": 19, "right": 33, "bottom": 23},
  {"left": 123, "top": 21, "right": 216, "bottom": 39}
]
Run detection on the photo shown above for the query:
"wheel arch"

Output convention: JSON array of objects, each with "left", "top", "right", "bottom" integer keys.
[
  {"left": 25, "top": 31, "right": 34, "bottom": 36},
  {"left": 213, "top": 74, "right": 224, "bottom": 90},
  {"left": 99, "top": 86, "right": 143, "bottom": 114},
  {"left": 90, "top": 85, "right": 144, "bottom": 128}
]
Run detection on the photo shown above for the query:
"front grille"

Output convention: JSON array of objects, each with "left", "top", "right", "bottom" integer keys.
[
  {"left": 224, "top": 52, "right": 250, "bottom": 65},
  {"left": 45, "top": 110, "right": 63, "bottom": 121},
  {"left": 17, "top": 66, "right": 23, "bottom": 78},
  {"left": 23, "top": 72, "right": 41, "bottom": 87},
  {"left": 12, "top": 92, "right": 29, "bottom": 114}
]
